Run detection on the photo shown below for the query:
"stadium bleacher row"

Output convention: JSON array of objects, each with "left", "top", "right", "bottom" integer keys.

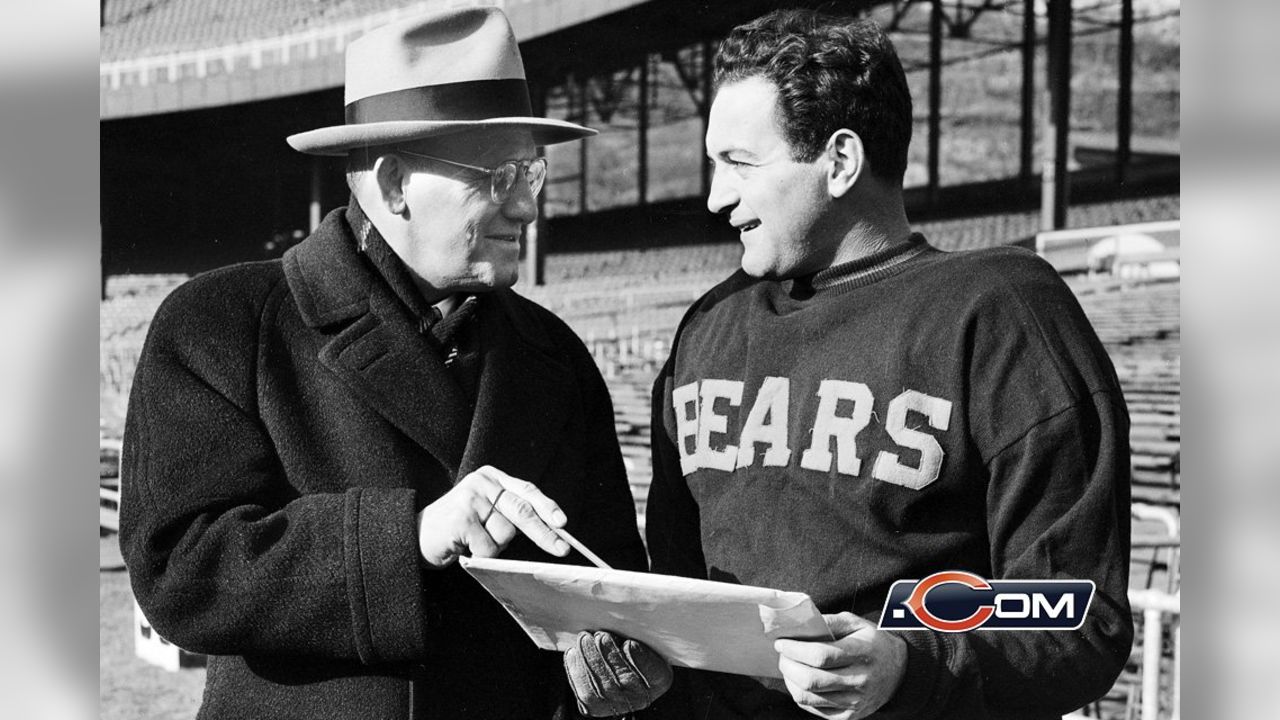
[
  {"left": 101, "top": 0, "right": 422, "bottom": 61},
  {"left": 1075, "top": 279, "right": 1181, "bottom": 510},
  {"left": 100, "top": 275, "right": 187, "bottom": 433},
  {"left": 918, "top": 195, "right": 1180, "bottom": 252}
]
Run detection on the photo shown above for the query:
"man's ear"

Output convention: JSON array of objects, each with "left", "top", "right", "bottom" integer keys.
[
  {"left": 373, "top": 153, "right": 410, "bottom": 216},
  {"left": 824, "top": 129, "right": 865, "bottom": 199}
]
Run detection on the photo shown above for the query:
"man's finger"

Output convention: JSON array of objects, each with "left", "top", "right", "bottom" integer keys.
[
  {"left": 487, "top": 466, "right": 569, "bottom": 527},
  {"left": 564, "top": 660, "right": 597, "bottom": 707},
  {"left": 775, "top": 637, "right": 861, "bottom": 669},
  {"left": 782, "top": 673, "right": 861, "bottom": 711},
  {"left": 622, "top": 639, "right": 667, "bottom": 690},
  {"left": 778, "top": 656, "right": 865, "bottom": 694},
  {"left": 489, "top": 483, "right": 570, "bottom": 556},
  {"left": 574, "top": 632, "right": 631, "bottom": 716},
  {"left": 823, "top": 612, "right": 872, "bottom": 638},
  {"left": 461, "top": 522, "right": 501, "bottom": 559},
  {"left": 578, "top": 632, "right": 623, "bottom": 694},
  {"left": 482, "top": 506, "right": 518, "bottom": 548},
  {"left": 462, "top": 478, "right": 517, "bottom": 549},
  {"left": 598, "top": 632, "right": 645, "bottom": 691},
  {"left": 564, "top": 640, "right": 610, "bottom": 716}
]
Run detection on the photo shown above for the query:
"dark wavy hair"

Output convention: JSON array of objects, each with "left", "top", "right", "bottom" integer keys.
[{"left": 714, "top": 9, "right": 912, "bottom": 184}]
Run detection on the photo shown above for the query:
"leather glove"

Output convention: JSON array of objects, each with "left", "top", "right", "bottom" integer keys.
[{"left": 564, "top": 630, "right": 673, "bottom": 717}]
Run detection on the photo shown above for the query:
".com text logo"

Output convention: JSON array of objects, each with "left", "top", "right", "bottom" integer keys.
[{"left": 878, "top": 571, "right": 1094, "bottom": 632}]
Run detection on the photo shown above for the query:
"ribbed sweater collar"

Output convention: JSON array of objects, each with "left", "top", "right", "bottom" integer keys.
[{"left": 789, "top": 233, "right": 933, "bottom": 298}]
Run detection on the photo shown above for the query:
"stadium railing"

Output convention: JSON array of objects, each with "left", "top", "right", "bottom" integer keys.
[{"left": 1129, "top": 588, "right": 1181, "bottom": 720}]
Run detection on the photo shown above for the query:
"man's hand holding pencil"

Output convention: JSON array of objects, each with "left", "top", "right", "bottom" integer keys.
[
  {"left": 415, "top": 465, "right": 673, "bottom": 716},
  {"left": 415, "top": 465, "right": 574, "bottom": 568}
]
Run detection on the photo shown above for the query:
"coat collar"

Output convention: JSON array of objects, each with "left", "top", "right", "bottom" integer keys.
[
  {"left": 282, "top": 208, "right": 572, "bottom": 483},
  {"left": 283, "top": 208, "right": 375, "bottom": 328}
]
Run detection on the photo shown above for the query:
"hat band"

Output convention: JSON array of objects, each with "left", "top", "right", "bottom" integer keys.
[{"left": 345, "top": 79, "right": 533, "bottom": 125}]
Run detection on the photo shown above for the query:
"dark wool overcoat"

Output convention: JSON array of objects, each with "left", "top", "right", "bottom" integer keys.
[{"left": 120, "top": 208, "right": 647, "bottom": 719}]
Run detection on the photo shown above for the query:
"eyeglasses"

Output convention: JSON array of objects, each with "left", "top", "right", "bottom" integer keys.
[{"left": 396, "top": 149, "right": 548, "bottom": 205}]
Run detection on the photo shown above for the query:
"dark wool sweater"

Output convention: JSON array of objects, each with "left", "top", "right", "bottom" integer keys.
[{"left": 645, "top": 239, "right": 1133, "bottom": 720}]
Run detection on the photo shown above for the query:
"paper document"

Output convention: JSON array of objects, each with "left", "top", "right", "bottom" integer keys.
[{"left": 460, "top": 556, "right": 831, "bottom": 679}]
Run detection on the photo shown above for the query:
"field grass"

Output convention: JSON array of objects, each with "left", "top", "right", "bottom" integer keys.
[{"left": 100, "top": 536, "right": 204, "bottom": 720}]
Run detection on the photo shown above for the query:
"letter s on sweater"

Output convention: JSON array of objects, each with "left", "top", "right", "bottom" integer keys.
[{"left": 872, "top": 390, "right": 953, "bottom": 489}]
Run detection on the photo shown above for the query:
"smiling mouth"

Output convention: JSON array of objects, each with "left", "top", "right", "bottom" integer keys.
[
  {"left": 736, "top": 221, "right": 761, "bottom": 233},
  {"left": 487, "top": 234, "right": 520, "bottom": 243}
]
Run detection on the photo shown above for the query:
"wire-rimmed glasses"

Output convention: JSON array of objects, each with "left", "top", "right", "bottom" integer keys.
[{"left": 397, "top": 149, "right": 548, "bottom": 204}]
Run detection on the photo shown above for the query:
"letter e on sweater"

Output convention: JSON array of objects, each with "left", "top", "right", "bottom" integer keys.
[
  {"left": 697, "top": 380, "right": 744, "bottom": 471},
  {"left": 672, "top": 382, "right": 701, "bottom": 474}
]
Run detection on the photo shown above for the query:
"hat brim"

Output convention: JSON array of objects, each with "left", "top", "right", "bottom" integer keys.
[{"left": 288, "top": 118, "right": 596, "bottom": 156}]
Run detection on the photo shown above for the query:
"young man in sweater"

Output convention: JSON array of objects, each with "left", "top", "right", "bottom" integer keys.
[{"left": 645, "top": 10, "right": 1133, "bottom": 719}]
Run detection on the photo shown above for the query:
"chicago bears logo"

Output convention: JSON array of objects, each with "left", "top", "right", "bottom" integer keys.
[{"left": 879, "top": 571, "right": 1095, "bottom": 632}]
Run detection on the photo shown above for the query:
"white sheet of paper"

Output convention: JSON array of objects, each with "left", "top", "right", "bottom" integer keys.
[{"left": 460, "top": 556, "right": 832, "bottom": 678}]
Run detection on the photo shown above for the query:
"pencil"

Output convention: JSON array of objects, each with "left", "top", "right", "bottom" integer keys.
[{"left": 554, "top": 527, "right": 613, "bottom": 569}]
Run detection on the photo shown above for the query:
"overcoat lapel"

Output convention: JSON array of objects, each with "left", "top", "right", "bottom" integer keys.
[
  {"left": 318, "top": 288, "right": 471, "bottom": 474},
  {"left": 459, "top": 293, "right": 573, "bottom": 485},
  {"left": 284, "top": 209, "right": 471, "bottom": 475}
]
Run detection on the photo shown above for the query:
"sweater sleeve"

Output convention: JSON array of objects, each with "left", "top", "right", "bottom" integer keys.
[
  {"left": 119, "top": 272, "right": 428, "bottom": 665},
  {"left": 878, "top": 260, "right": 1134, "bottom": 720},
  {"left": 879, "top": 395, "right": 1134, "bottom": 720}
]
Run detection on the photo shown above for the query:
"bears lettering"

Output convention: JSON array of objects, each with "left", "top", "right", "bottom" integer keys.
[{"left": 672, "top": 377, "right": 953, "bottom": 490}]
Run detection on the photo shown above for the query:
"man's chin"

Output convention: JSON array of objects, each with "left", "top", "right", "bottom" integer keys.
[
  {"left": 740, "top": 258, "right": 780, "bottom": 280},
  {"left": 447, "top": 275, "right": 517, "bottom": 296},
  {"left": 740, "top": 245, "right": 795, "bottom": 279},
  {"left": 485, "top": 268, "right": 520, "bottom": 291},
  {"left": 741, "top": 252, "right": 813, "bottom": 281}
]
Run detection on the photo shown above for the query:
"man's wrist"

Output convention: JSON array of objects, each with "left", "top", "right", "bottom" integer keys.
[
  {"left": 884, "top": 631, "right": 909, "bottom": 700},
  {"left": 871, "top": 630, "right": 945, "bottom": 720}
]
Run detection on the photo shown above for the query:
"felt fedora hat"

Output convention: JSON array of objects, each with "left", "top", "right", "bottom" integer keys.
[{"left": 287, "top": 7, "right": 594, "bottom": 155}]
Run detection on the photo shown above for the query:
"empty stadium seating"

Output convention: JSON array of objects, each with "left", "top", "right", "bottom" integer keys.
[
  {"left": 920, "top": 195, "right": 1180, "bottom": 252},
  {"left": 100, "top": 274, "right": 187, "bottom": 436},
  {"left": 101, "top": 0, "right": 419, "bottom": 61},
  {"left": 1073, "top": 277, "right": 1181, "bottom": 511}
]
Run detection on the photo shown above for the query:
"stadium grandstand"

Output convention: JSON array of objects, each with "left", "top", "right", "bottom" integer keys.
[{"left": 101, "top": 2, "right": 1180, "bottom": 719}]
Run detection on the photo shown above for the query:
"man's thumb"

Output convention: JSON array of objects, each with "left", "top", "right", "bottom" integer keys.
[{"left": 823, "top": 611, "right": 872, "bottom": 638}]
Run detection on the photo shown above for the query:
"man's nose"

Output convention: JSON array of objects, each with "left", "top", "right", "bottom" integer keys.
[
  {"left": 705, "top": 166, "right": 737, "bottom": 215},
  {"left": 502, "top": 180, "right": 539, "bottom": 224}
]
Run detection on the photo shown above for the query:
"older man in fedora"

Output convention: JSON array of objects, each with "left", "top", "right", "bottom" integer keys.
[{"left": 121, "top": 8, "right": 671, "bottom": 719}]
